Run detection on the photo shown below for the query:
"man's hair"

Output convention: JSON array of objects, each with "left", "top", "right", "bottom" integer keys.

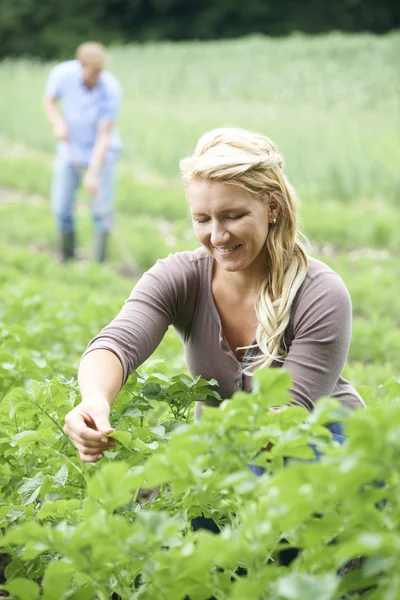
[
  {"left": 180, "top": 127, "right": 309, "bottom": 373},
  {"left": 75, "top": 42, "right": 108, "bottom": 69}
]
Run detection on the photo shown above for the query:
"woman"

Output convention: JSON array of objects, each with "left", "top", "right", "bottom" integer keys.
[{"left": 64, "top": 127, "right": 364, "bottom": 462}]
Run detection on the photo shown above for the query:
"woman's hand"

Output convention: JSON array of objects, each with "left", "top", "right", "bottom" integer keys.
[{"left": 64, "top": 396, "right": 116, "bottom": 462}]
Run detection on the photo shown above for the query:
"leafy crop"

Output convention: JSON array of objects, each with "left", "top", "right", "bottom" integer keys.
[{"left": 0, "top": 364, "right": 399, "bottom": 599}]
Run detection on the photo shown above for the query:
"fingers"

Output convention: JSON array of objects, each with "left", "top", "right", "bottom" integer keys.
[
  {"left": 66, "top": 428, "right": 116, "bottom": 452},
  {"left": 64, "top": 407, "right": 116, "bottom": 461},
  {"left": 80, "top": 452, "right": 103, "bottom": 463},
  {"left": 65, "top": 412, "right": 104, "bottom": 438},
  {"left": 74, "top": 438, "right": 115, "bottom": 459},
  {"left": 66, "top": 432, "right": 116, "bottom": 461}
]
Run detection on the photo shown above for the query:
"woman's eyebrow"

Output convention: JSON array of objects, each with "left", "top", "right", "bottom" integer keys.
[{"left": 192, "top": 207, "right": 245, "bottom": 217}]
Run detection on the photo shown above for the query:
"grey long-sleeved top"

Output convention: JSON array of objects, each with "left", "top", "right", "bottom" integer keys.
[{"left": 84, "top": 247, "right": 364, "bottom": 417}]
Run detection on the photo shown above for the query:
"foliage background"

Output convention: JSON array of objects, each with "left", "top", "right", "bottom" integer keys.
[{"left": 1, "top": 0, "right": 399, "bottom": 58}]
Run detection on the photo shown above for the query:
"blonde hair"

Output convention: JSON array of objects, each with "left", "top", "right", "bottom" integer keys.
[
  {"left": 180, "top": 127, "right": 308, "bottom": 372},
  {"left": 75, "top": 42, "right": 108, "bottom": 69}
]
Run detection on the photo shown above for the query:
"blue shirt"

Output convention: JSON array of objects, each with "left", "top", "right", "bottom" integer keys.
[{"left": 46, "top": 60, "right": 122, "bottom": 165}]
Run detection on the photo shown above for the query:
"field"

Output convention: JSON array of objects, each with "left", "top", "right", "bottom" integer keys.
[{"left": 0, "top": 32, "right": 399, "bottom": 599}]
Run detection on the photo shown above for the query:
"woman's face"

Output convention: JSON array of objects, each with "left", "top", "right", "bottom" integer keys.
[{"left": 187, "top": 179, "right": 274, "bottom": 274}]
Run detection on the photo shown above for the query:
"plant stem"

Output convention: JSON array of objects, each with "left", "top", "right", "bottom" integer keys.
[{"left": 1, "top": 455, "right": 24, "bottom": 477}]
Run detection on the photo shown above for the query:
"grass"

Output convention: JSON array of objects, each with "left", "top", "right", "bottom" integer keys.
[{"left": 0, "top": 32, "right": 399, "bottom": 201}]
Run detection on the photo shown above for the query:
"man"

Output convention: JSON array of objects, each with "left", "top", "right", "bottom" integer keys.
[{"left": 44, "top": 42, "right": 122, "bottom": 262}]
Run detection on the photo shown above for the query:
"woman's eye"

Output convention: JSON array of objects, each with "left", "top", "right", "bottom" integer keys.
[
  {"left": 227, "top": 214, "right": 244, "bottom": 220},
  {"left": 194, "top": 218, "right": 209, "bottom": 224}
]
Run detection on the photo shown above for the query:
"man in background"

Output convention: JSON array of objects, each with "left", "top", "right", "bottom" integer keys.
[{"left": 43, "top": 42, "right": 122, "bottom": 263}]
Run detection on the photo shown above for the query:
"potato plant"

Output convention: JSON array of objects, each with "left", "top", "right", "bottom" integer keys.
[{"left": 0, "top": 363, "right": 399, "bottom": 599}]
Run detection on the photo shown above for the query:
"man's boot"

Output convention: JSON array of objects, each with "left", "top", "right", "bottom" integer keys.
[
  {"left": 60, "top": 230, "right": 75, "bottom": 262},
  {"left": 93, "top": 231, "right": 109, "bottom": 263}
]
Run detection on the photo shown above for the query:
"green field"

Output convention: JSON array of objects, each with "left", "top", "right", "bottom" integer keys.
[
  {"left": 0, "top": 33, "right": 399, "bottom": 599},
  {"left": 0, "top": 31, "right": 398, "bottom": 388}
]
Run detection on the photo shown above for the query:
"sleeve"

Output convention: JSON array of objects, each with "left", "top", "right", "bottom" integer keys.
[
  {"left": 82, "top": 253, "right": 196, "bottom": 384},
  {"left": 45, "top": 65, "right": 64, "bottom": 99},
  {"left": 284, "top": 272, "right": 353, "bottom": 412},
  {"left": 99, "top": 78, "right": 122, "bottom": 122}
]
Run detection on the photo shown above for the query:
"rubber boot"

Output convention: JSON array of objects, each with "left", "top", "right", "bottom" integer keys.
[
  {"left": 93, "top": 231, "right": 109, "bottom": 263},
  {"left": 60, "top": 230, "right": 75, "bottom": 262}
]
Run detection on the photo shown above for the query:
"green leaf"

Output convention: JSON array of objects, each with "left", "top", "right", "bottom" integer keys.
[
  {"left": 37, "top": 498, "right": 81, "bottom": 520},
  {"left": 4, "top": 557, "right": 26, "bottom": 580},
  {"left": 7, "top": 387, "right": 30, "bottom": 418},
  {"left": 0, "top": 350, "right": 16, "bottom": 370},
  {"left": 41, "top": 560, "right": 75, "bottom": 600},
  {"left": 132, "top": 438, "right": 159, "bottom": 451},
  {"left": 19, "top": 472, "right": 44, "bottom": 505},
  {"left": 86, "top": 461, "right": 137, "bottom": 511},
  {"left": 10, "top": 430, "right": 38, "bottom": 447},
  {"left": 1, "top": 578, "right": 40, "bottom": 600},
  {"left": 130, "top": 397, "right": 153, "bottom": 411},
  {"left": 362, "top": 554, "right": 392, "bottom": 578},
  {"left": 4, "top": 522, "right": 47, "bottom": 546},
  {"left": 274, "top": 572, "right": 338, "bottom": 600},
  {"left": 382, "top": 377, "right": 400, "bottom": 401},
  {"left": 147, "top": 372, "right": 170, "bottom": 383},
  {"left": 254, "top": 368, "right": 292, "bottom": 399},
  {"left": 160, "top": 420, "right": 183, "bottom": 434},
  {"left": 67, "top": 585, "right": 98, "bottom": 600},
  {"left": 141, "top": 381, "right": 162, "bottom": 399},
  {"left": 120, "top": 406, "right": 143, "bottom": 419},
  {"left": 11, "top": 428, "right": 54, "bottom": 449},
  {"left": 53, "top": 464, "right": 68, "bottom": 487},
  {"left": 108, "top": 430, "right": 133, "bottom": 447},
  {"left": 1, "top": 506, "right": 27, "bottom": 525},
  {"left": 166, "top": 382, "right": 189, "bottom": 395}
]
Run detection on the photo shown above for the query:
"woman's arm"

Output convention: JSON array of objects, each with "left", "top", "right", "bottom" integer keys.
[
  {"left": 79, "top": 348, "right": 123, "bottom": 402},
  {"left": 64, "top": 350, "right": 123, "bottom": 462},
  {"left": 64, "top": 252, "right": 197, "bottom": 461},
  {"left": 284, "top": 270, "right": 354, "bottom": 411}
]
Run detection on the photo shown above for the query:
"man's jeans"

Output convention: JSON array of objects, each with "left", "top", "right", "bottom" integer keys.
[{"left": 51, "top": 143, "right": 117, "bottom": 233}]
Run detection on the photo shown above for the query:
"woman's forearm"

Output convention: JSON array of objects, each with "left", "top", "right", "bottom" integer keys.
[{"left": 78, "top": 349, "right": 124, "bottom": 406}]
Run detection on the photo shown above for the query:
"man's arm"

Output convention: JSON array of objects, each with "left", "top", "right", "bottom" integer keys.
[
  {"left": 83, "top": 120, "right": 113, "bottom": 196},
  {"left": 43, "top": 93, "right": 68, "bottom": 141}
]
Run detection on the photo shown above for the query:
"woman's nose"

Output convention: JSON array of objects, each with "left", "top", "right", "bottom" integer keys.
[{"left": 210, "top": 221, "right": 230, "bottom": 246}]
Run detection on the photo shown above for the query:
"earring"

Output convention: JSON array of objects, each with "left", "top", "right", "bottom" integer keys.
[{"left": 271, "top": 218, "right": 277, "bottom": 224}]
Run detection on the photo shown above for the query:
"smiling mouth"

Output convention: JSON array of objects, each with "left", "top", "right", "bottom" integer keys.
[{"left": 214, "top": 245, "right": 241, "bottom": 254}]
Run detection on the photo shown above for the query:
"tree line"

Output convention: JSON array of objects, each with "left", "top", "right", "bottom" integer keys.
[{"left": 1, "top": 0, "right": 399, "bottom": 59}]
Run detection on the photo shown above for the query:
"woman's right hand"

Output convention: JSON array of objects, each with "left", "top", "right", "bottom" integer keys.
[{"left": 63, "top": 396, "right": 117, "bottom": 462}]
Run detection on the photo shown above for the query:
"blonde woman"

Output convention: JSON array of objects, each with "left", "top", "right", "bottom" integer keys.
[{"left": 64, "top": 127, "right": 364, "bottom": 462}]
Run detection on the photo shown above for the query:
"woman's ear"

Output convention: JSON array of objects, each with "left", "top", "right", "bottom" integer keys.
[{"left": 268, "top": 199, "right": 280, "bottom": 223}]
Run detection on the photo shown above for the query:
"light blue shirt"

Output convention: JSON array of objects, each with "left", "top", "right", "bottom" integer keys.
[{"left": 46, "top": 60, "right": 122, "bottom": 166}]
